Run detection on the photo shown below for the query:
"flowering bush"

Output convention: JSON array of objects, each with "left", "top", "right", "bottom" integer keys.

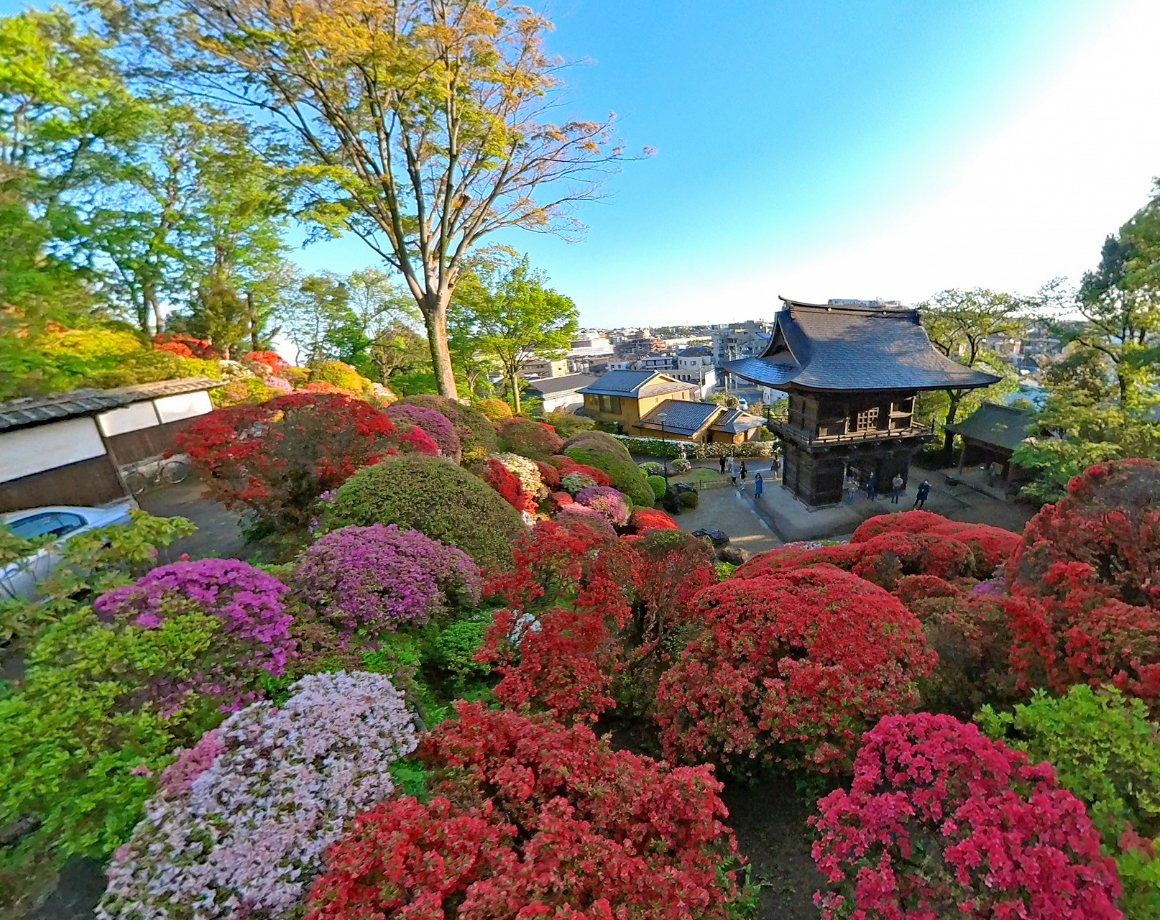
[
  {"left": 497, "top": 416, "right": 564, "bottom": 459},
  {"left": 672, "top": 457, "right": 692, "bottom": 473},
  {"left": 152, "top": 333, "right": 217, "bottom": 359},
  {"left": 811, "top": 712, "right": 1121, "bottom": 920},
  {"left": 851, "top": 531, "right": 976, "bottom": 590},
  {"left": 93, "top": 559, "right": 294, "bottom": 709},
  {"left": 493, "top": 451, "right": 543, "bottom": 494},
  {"left": 324, "top": 455, "right": 525, "bottom": 569},
  {"left": 261, "top": 373, "right": 294, "bottom": 393},
  {"left": 98, "top": 671, "right": 417, "bottom": 920},
  {"left": 480, "top": 457, "right": 534, "bottom": 513},
  {"left": 552, "top": 503, "right": 617, "bottom": 539},
  {"left": 294, "top": 524, "right": 481, "bottom": 635},
  {"left": 851, "top": 511, "right": 1019, "bottom": 580},
  {"left": 850, "top": 509, "right": 950, "bottom": 543},
  {"left": 628, "top": 507, "right": 680, "bottom": 533},
  {"left": 385, "top": 403, "right": 461, "bottom": 461},
  {"left": 176, "top": 393, "right": 409, "bottom": 531},
  {"left": 639, "top": 460, "right": 664, "bottom": 476},
  {"left": 574, "top": 484, "right": 631, "bottom": 527},
  {"left": 304, "top": 703, "right": 743, "bottom": 920},
  {"left": 559, "top": 470, "right": 598, "bottom": 494},
  {"left": 656, "top": 565, "right": 935, "bottom": 775},
  {"left": 979, "top": 685, "right": 1160, "bottom": 919},
  {"left": 242, "top": 349, "right": 290, "bottom": 372},
  {"left": 534, "top": 459, "right": 561, "bottom": 489},
  {"left": 397, "top": 394, "right": 497, "bottom": 462}
]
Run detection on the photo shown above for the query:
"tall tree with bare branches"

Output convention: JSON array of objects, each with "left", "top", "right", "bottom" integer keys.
[{"left": 104, "top": 0, "right": 640, "bottom": 396}]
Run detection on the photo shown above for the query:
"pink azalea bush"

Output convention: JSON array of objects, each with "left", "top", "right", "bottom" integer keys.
[
  {"left": 811, "top": 712, "right": 1122, "bottom": 920},
  {"left": 93, "top": 559, "right": 295, "bottom": 708},
  {"left": 293, "top": 524, "right": 482, "bottom": 634},
  {"left": 97, "top": 671, "right": 418, "bottom": 920},
  {"left": 574, "top": 485, "right": 630, "bottom": 527},
  {"left": 384, "top": 404, "right": 461, "bottom": 462}
]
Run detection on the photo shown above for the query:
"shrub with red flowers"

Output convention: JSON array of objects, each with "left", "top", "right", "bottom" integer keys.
[
  {"left": 385, "top": 403, "right": 462, "bottom": 462},
  {"left": 574, "top": 484, "right": 631, "bottom": 527},
  {"left": 733, "top": 542, "right": 862, "bottom": 580},
  {"left": 533, "top": 459, "right": 560, "bottom": 489},
  {"left": 852, "top": 511, "right": 1020, "bottom": 580},
  {"left": 481, "top": 457, "right": 536, "bottom": 513},
  {"left": 479, "top": 521, "right": 633, "bottom": 723},
  {"left": 628, "top": 507, "right": 680, "bottom": 534},
  {"left": 811, "top": 712, "right": 1122, "bottom": 920},
  {"left": 152, "top": 333, "right": 216, "bottom": 359},
  {"left": 850, "top": 509, "right": 951, "bottom": 543},
  {"left": 176, "top": 392, "right": 413, "bottom": 531},
  {"left": 304, "top": 703, "right": 744, "bottom": 920},
  {"left": 241, "top": 349, "right": 290, "bottom": 373},
  {"left": 293, "top": 524, "right": 482, "bottom": 635},
  {"left": 551, "top": 454, "right": 612, "bottom": 487},
  {"left": 851, "top": 532, "right": 976, "bottom": 591},
  {"left": 496, "top": 416, "right": 564, "bottom": 459},
  {"left": 93, "top": 559, "right": 295, "bottom": 710},
  {"left": 655, "top": 565, "right": 935, "bottom": 775}
]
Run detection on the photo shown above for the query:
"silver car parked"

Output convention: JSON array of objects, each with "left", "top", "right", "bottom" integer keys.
[{"left": 0, "top": 502, "right": 136, "bottom": 600}]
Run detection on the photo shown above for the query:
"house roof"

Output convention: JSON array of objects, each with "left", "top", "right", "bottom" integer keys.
[
  {"left": 637, "top": 399, "right": 722, "bottom": 436},
  {"left": 0, "top": 377, "right": 221, "bottom": 433},
  {"left": 677, "top": 345, "right": 713, "bottom": 358},
  {"left": 523, "top": 374, "right": 597, "bottom": 397},
  {"left": 945, "top": 402, "right": 1037, "bottom": 453},
  {"left": 710, "top": 408, "right": 766, "bottom": 434},
  {"left": 577, "top": 370, "right": 693, "bottom": 399},
  {"left": 724, "top": 297, "right": 1002, "bottom": 392}
]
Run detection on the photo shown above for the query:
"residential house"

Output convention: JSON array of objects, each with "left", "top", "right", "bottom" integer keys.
[
  {"left": 674, "top": 345, "right": 718, "bottom": 398},
  {"left": 519, "top": 356, "right": 570, "bottom": 379},
  {"left": 523, "top": 374, "right": 597, "bottom": 414},
  {"left": 0, "top": 377, "right": 220, "bottom": 513},
  {"left": 711, "top": 321, "right": 772, "bottom": 365}
]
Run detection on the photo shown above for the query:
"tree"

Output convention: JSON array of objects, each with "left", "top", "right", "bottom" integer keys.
[
  {"left": 1071, "top": 188, "right": 1160, "bottom": 409},
  {"left": 277, "top": 272, "right": 354, "bottom": 367},
  {"left": 108, "top": 0, "right": 640, "bottom": 398},
  {"left": 918, "top": 288, "right": 1031, "bottom": 462},
  {"left": 450, "top": 254, "right": 577, "bottom": 414}
]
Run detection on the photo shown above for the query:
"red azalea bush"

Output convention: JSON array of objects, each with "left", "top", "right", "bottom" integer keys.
[
  {"left": 851, "top": 532, "right": 976, "bottom": 591},
  {"left": 479, "top": 522, "right": 633, "bottom": 723},
  {"left": 152, "top": 333, "right": 216, "bottom": 359},
  {"left": 304, "top": 703, "right": 744, "bottom": 920},
  {"left": 850, "top": 510, "right": 950, "bottom": 543},
  {"left": 385, "top": 404, "right": 461, "bottom": 462},
  {"left": 497, "top": 416, "right": 564, "bottom": 460},
  {"left": 655, "top": 565, "right": 935, "bottom": 775},
  {"left": 628, "top": 508, "right": 680, "bottom": 534},
  {"left": 176, "top": 393, "right": 414, "bottom": 531},
  {"left": 811, "top": 712, "right": 1122, "bottom": 920},
  {"left": 852, "top": 511, "right": 1020, "bottom": 580},
  {"left": 733, "top": 543, "right": 862, "bottom": 580},
  {"left": 481, "top": 458, "right": 535, "bottom": 513},
  {"left": 550, "top": 455, "right": 612, "bottom": 487},
  {"left": 533, "top": 460, "right": 560, "bottom": 489},
  {"left": 241, "top": 350, "right": 290, "bottom": 372}
]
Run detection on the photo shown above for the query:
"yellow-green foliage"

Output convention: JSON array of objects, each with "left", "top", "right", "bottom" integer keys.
[
  {"left": 474, "top": 397, "right": 513, "bottom": 422},
  {"left": 310, "top": 361, "right": 370, "bottom": 393}
]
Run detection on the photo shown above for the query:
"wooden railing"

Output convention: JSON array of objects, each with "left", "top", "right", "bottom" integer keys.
[{"left": 767, "top": 416, "right": 933, "bottom": 447}]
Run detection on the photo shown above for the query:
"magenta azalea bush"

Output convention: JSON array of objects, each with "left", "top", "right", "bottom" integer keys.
[
  {"left": 97, "top": 671, "right": 418, "bottom": 920},
  {"left": 294, "top": 524, "right": 482, "bottom": 634},
  {"left": 552, "top": 504, "right": 618, "bottom": 539},
  {"left": 811, "top": 712, "right": 1122, "bottom": 920},
  {"left": 93, "top": 559, "right": 295, "bottom": 707},
  {"left": 385, "top": 404, "right": 461, "bottom": 462},
  {"left": 574, "top": 485, "right": 630, "bottom": 527}
]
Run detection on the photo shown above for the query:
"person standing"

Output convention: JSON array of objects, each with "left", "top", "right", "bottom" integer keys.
[
  {"left": 914, "top": 479, "right": 931, "bottom": 509},
  {"left": 754, "top": 471, "right": 764, "bottom": 498},
  {"left": 845, "top": 475, "right": 857, "bottom": 505},
  {"left": 866, "top": 471, "right": 877, "bottom": 501},
  {"left": 891, "top": 473, "right": 904, "bottom": 504},
  {"left": 727, "top": 454, "right": 735, "bottom": 477},
  {"left": 740, "top": 460, "right": 748, "bottom": 482},
  {"left": 719, "top": 454, "right": 726, "bottom": 474}
]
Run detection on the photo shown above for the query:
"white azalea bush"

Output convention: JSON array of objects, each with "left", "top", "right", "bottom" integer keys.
[
  {"left": 493, "top": 451, "right": 544, "bottom": 495},
  {"left": 97, "top": 671, "right": 418, "bottom": 920}
]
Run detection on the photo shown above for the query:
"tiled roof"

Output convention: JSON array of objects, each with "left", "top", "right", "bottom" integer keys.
[
  {"left": 637, "top": 399, "right": 721, "bottom": 436},
  {"left": 710, "top": 408, "right": 766, "bottom": 434},
  {"left": 523, "top": 374, "right": 597, "bottom": 397},
  {"left": 725, "top": 298, "right": 1001, "bottom": 392},
  {"left": 677, "top": 345, "right": 713, "bottom": 358},
  {"left": 577, "top": 370, "right": 692, "bottom": 399},
  {"left": 0, "top": 377, "right": 221, "bottom": 433},
  {"left": 946, "top": 402, "right": 1037, "bottom": 452}
]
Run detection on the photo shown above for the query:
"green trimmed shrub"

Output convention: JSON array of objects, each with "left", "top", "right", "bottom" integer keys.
[
  {"left": 542, "top": 410, "right": 594, "bottom": 439},
  {"left": 563, "top": 432, "right": 654, "bottom": 508},
  {"left": 979, "top": 685, "right": 1160, "bottom": 919},
  {"left": 324, "top": 455, "right": 524, "bottom": 568},
  {"left": 647, "top": 475, "right": 668, "bottom": 501},
  {"left": 497, "top": 417, "right": 563, "bottom": 460},
  {"left": 399, "top": 395, "right": 498, "bottom": 464},
  {"left": 474, "top": 398, "right": 513, "bottom": 422},
  {"left": 679, "top": 490, "right": 699, "bottom": 510}
]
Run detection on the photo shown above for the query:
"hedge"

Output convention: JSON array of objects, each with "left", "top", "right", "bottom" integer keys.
[
  {"left": 324, "top": 455, "right": 525, "bottom": 569},
  {"left": 565, "top": 446, "right": 654, "bottom": 508},
  {"left": 612, "top": 434, "right": 777, "bottom": 460}
]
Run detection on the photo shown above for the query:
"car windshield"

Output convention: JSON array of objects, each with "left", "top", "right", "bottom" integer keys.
[{"left": 7, "top": 512, "right": 87, "bottom": 540}]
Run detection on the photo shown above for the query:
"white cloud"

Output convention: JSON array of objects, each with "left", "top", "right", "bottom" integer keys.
[{"left": 620, "top": 0, "right": 1160, "bottom": 322}]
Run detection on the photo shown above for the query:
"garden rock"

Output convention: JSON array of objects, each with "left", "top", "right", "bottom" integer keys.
[
  {"left": 717, "top": 546, "right": 749, "bottom": 566},
  {"left": 692, "top": 528, "right": 730, "bottom": 548}
]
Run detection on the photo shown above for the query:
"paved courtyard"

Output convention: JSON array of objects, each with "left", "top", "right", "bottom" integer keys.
[{"left": 673, "top": 481, "right": 782, "bottom": 556}]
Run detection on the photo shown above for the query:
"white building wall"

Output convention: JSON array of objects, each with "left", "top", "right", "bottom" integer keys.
[
  {"left": 97, "top": 401, "right": 161, "bottom": 437},
  {"left": 0, "top": 418, "right": 107, "bottom": 484},
  {"left": 153, "top": 391, "right": 213, "bottom": 425}
]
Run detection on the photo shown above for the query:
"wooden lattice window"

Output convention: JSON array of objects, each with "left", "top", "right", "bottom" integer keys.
[{"left": 855, "top": 407, "right": 879, "bottom": 431}]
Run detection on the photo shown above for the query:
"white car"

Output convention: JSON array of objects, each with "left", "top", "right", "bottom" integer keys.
[
  {"left": 737, "top": 398, "right": 748, "bottom": 411},
  {"left": 0, "top": 502, "right": 136, "bottom": 601}
]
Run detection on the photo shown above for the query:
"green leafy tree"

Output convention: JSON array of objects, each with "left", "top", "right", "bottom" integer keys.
[
  {"left": 918, "top": 288, "right": 1031, "bottom": 462},
  {"left": 108, "top": 0, "right": 639, "bottom": 398},
  {"left": 450, "top": 254, "right": 577, "bottom": 414}
]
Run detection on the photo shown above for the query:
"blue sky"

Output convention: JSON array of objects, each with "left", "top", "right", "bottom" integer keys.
[{"left": 6, "top": 0, "right": 1159, "bottom": 326}]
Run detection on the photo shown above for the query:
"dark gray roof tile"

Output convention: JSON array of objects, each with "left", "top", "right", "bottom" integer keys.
[
  {"left": 637, "top": 399, "right": 721, "bottom": 436},
  {"left": 945, "top": 402, "right": 1037, "bottom": 452}
]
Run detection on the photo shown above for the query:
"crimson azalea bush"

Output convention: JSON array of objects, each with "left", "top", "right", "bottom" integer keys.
[
  {"left": 176, "top": 393, "right": 421, "bottom": 532},
  {"left": 480, "top": 457, "right": 533, "bottom": 513},
  {"left": 851, "top": 511, "right": 1020, "bottom": 580},
  {"left": 93, "top": 559, "right": 295, "bottom": 710},
  {"left": 574, "top": 484, "right": 631, "bottom": 527},
  {"left": 850, "top": 532, "right": 976, "bottom": 591},
  {"left": 385, "top": 403, "right": 462, "bottom": 462},
  {"left": 98, "top": 671, "right": 418, "bottom": 920},
  {"left": 628, "top": 507, "right": 680, "bottom": 533},
  {"left": 479, "top": 521, "right": 633, "bottom": 722},
  {"left": 850, "top": 509, "right": 952, "bottom": 543},
  {"left": 293, "top": 524, "right": 481, "bottom": 635},
  {"left": 551, "top": 454, "right": 611, "bottom": 486},
  {"left": 811, "top": 712, "right": 1122, "bottom": 920},
  {"left": 303, "top": 702, "right": 744, "bottom": 920},
  {"left": 655, "top": 565, "right": 935, "bottom": 775},
  {"left": 152, "top": 332, "right": 217, "bottom": 359},
  {"left": 242, "top": 349, "right": 290, "bottom": 372}
]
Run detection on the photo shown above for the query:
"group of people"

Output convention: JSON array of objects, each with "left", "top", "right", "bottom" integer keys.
[
  {"left": 718, "top": 453, "right": 767, "bottom": 497},
  {"left": 845, "top": 471, "right": 931, "bottom": 508}
]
